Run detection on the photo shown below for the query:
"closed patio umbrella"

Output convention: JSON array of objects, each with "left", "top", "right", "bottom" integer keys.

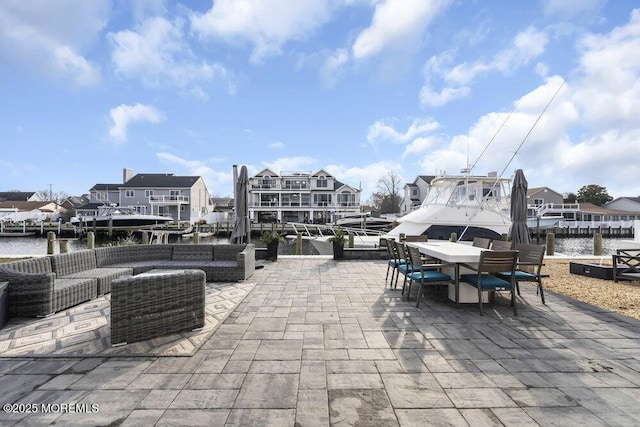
[
  {"left": 231, "top": 165, "right": 249, "bottom": 244},
  {"left": 509, "top": 169, "right": 531, "bottom": 245}
]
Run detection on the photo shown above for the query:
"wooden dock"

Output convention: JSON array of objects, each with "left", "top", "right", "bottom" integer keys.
[{"left": 0, "top": 220, "right": 634, "bottom": 240}]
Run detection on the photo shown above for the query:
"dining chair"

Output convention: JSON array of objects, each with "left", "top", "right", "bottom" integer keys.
[
  {"left": 460, "top": 250, "right": 518, "bottom": 315},
  {"left": 406, "top": 245, "right": 452, "bottom": 308},
  {"left": 490, "top": 240, "right": 512, "bottom": 250},
  {"left": 383, "top": 238, "right": 403, "bottom": 288},
  {"left": 497, "top": 243, "right": 546, "bottom": 304},
  {"left": 394, "top": 241, "right": 416, "bottom": 293},
  {"left": 472, "top": 237, "right": 491, "bottom": 249}
]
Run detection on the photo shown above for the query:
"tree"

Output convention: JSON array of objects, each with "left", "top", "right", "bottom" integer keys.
[
  {"left": 370, "top": 172, "right": 402, "bottom": 214},
  {"left": 576, "top": 184, "right": 612, "bottom": 206},
  {"left": 36, "top": 188, "right": 69, "bottom": 204},
  {"left": 563, "top": 192, "right": 577, "bottom": 203}
]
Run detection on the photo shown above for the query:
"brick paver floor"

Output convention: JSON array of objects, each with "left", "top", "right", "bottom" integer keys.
[{"left": 1, "top": 256, "right": 640, "bottom": 426}]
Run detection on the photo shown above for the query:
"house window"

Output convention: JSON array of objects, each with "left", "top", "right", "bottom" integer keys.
[
  {"left": 337, "top": 191, "right": 355, "bottom": 206},
  {"left": 533, "top": 198, "right": 544, "bottom": 206},
  {"left": 125, "top": 190, "right": 135, "bottom": 198},
  {"left": 314, "top": 194, "right": 331, "bottom": 206},
  {"left": 316, "top": 175, "right": 327, "bottom": 188},
  {"left": 260, "top": 175, "right": 276, "bottom": 189},
  {"left": 145, "top": 190, "right": 154, "bottom": 198},
  {"left": 412, "top": 189, "right": 418, "bottom": 197}
]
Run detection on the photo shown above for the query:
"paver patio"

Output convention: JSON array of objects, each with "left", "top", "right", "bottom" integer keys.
[{"left": 1, "top": 256, "right": 640, "bottom": 426}]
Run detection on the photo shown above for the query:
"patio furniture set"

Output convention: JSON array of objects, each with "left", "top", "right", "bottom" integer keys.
[
  {"left": 384, "top": 237, "right": 546, "bottom": 316},
  {"left": 0, "top": 243, "right": 255, "bottom": 344}
]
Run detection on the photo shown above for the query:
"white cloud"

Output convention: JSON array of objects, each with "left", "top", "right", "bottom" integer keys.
[
  {"left": 319, "top": 48, "right": 350, "bottom": 88},
  {"left": 367, "top": 118, "right": 439, "bottom": 147},
  {"left": 352, "top": 0, "right": 450, "bottom": 60},
  {"left": 108, "top": 103, "right": 165, "bottom": 143},
  {"left": 573, "top": 9, "right": 640, "bottom": 130},
  {"left": 420, "top": 26, "right": 549, "bottom": 107},
  {"left": 191, "top": 0, "right": 334, "bottom": 64},
  {"left": 325, "top": 161, "right": 403, "bottom": 202},
  {"left": 157, "top": 152, "right": 233, "bottom": 196},
  {"left": 268, "top": 142, "right": 285, "bottom": 150},
  {"left": 262, "top": 157, "right": 318, "bottom": 175},
  {"left": 0, "top": 0, "right": 106, "bottom": 85},
  {"left": 109, "top": 16, "right": 231, "bottom": 96}
]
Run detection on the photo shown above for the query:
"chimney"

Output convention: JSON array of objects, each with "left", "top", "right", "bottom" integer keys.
[{"left": 123, "top": 168, "right": 133, "bottom": 183}]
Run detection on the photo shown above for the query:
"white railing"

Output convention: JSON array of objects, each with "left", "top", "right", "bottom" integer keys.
[
  {"left": 149, "top": 195, "right": 189, "bottom": 203},
  {"left": 557, "top": 220, "right": 637, "bottom": 229},
  {"left": 288, "top": 222, "right": 384, "bottom": 237}
]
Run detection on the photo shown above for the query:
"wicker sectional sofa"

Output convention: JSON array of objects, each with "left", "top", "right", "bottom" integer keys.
[{"left": 0, "top": 243, "right": 255, "bottom": 318}]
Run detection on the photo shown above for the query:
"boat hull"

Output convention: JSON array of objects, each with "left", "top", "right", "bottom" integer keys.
[{"left": 70, "top": 217, "right": 173, "bottom": 228}]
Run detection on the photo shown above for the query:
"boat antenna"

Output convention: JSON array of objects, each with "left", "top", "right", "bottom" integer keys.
[
  {"left": 499, "top": 78, "right": 566, "bottom": 177},
  {"left": 468, "top": 102, "right": 519, "bottom": 175}
]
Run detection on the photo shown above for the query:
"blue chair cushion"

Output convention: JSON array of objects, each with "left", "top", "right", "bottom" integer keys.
[
  {"left": 497, "top": 270, "right": 537, "bottom": 281},
  {"left": 460, "top": 273, "right": 512, "bottom": 290},
  {"left": 388, "top": 259, "right": 407, "bottom": 267},
  {"left": 398, "top": 263, "right": 419, "bottom": 274},
  {"left": 408, "top": 270, "right": 451, "bottom": 283}
]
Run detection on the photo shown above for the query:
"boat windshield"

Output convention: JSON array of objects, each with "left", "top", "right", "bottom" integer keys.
[{"left": 423, "top": 175, "right": 511, "bottom": 209}]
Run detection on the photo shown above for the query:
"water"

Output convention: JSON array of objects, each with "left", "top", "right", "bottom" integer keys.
[
  {"left": 0, "top": 235, "right": 631, "bottom": 258},
  {"left": 544, "top": 237, "right": 628, "bottom": 257}
]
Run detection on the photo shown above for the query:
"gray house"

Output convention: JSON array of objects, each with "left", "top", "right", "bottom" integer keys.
[
  {"left": 77, "top": 169, "right": 214, "bottom": 223},
  {"left": 400, "top": 175, "right": 435, "bottom": 215},
  {"left": 605, "top": 197, "right": 640, "bottom": 213}
]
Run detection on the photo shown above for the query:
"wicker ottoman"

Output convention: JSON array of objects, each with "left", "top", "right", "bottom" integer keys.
[{"left": 110, "top": 269, "right": 206, "bottom": 345}]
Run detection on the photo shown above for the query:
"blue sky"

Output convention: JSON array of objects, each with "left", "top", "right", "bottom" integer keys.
[{"left": 1, "top": 0, "right": 639, "bottom": 202}]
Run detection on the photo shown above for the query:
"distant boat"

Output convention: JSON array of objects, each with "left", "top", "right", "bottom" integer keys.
[
  {"left": 527, "top": 215, "right": 562, "bottom": 230},
  {"left": 70, "top": 205, "right": 174, "bottom": 228},
  {"left": 335, "top": 212, "right": 394, "bottom": 232}
]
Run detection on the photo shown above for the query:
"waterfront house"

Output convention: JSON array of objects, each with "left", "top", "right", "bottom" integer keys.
[
  {"left": 0, "top": 201, "right": 65, "bottom": 222},
  {"left": 248, "top": 169, "right": 361, "bottom": 224},
  {"left": 0, "top": 191, "right": 43, "bottom": 202},
  {"left": 605, "top": 196, "right": 640, "bottom": 213},
  {"left": 75, "top": 169, "right": 214, "bottom": 224},
  {"left": 400, "top": 175, "right": 435, "bottom": 214}
]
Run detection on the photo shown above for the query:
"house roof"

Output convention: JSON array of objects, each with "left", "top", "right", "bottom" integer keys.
[
  {"left": 578, "top": 202, "right": 638, "bottom": 215},
  {"left": 527, "top": 187, "right": 564, "bottom": 198},
  {"left": 251, "top": 168, "right": 277, "bottom": 177},
  {"left": 0, "top": 201, "right": 58, "bottom": 212},
  {"left": 90, "top": 184, "right": 121, "bottom": 191},
  {"left": 608, "top": 196, "right": 640, "bottom": 205},
  {"left": 0, "top": 191, "right": 37, "bottom": 202},
  {"left": 121, "top": 174, "right": 200, "bottom": 188},
  {"left": 416, "top": 175, "right": 436, "bottom": 184}
]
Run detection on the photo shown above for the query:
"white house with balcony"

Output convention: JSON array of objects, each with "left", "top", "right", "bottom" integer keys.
[
  {"left": 77, "top": 169, "right": 213, "bottom": 223},
  {"left": 248, "top": 169, "right": 361, "bottom": 224}
]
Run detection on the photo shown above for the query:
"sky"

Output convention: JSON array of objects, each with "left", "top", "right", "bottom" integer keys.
[{"left": 1, "top": 0, "right": 639, "bottom": 203}]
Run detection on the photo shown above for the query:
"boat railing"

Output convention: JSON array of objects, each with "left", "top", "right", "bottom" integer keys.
[{"left": 288, "top": 222, "right": 385, "bottom": 238}]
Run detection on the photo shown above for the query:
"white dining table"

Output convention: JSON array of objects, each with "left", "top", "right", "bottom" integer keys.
[{"left": 405, "top": 241, "right": 485, "bottom": 306}]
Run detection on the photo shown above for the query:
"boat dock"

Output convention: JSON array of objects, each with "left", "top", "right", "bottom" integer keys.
[{"left": 0, "top": 220, "right": 635, "bottom": 239}]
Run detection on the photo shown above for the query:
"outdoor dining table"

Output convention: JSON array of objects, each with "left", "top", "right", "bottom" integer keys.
[{"left": 405, "top": 241, "right": 486, "bottom": 306}]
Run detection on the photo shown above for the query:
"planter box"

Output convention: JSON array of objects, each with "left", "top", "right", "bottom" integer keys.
[
  {"left": 569, "top": 262, "right": 613, "bottom": 281},
  {"left": 448, "top": 283, "right": 489, "bottom": 304}
]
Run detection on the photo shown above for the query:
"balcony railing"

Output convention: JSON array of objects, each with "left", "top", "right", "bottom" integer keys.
[{"left": 149, "top": 195, "right": 189, "bottom": 204}]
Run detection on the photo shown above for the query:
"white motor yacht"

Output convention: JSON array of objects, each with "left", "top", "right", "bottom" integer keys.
[
  {"left": 70, "top": 205, "right": 174, "bottom": 228},
  {"left": 385, "top": 171, "right": 512, "bottom": 242}
]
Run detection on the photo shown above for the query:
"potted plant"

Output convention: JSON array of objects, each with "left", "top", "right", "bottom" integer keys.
[
  {"left": 328, "top": 228, "right": 347, "bottom": 260},
  {"left": 259, "top": 230, "right": 285, "bottom": 261}
]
